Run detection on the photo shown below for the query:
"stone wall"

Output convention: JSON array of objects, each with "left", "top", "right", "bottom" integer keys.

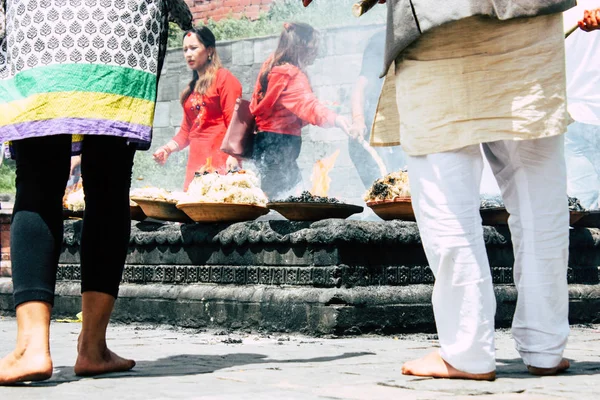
[
  {"left": 148, "top": 23, "right": 385, "bottom": 208},
  {"left": 185, "top": 0, "right": 273, "bottom": 22},
  {"left": 0, "top": 219, "right": 594, "bottom": 334}
]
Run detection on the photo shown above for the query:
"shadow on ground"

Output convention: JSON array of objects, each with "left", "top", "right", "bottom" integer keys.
[{"left": 17, "top": 351, "right": 374, "bottom": 387}]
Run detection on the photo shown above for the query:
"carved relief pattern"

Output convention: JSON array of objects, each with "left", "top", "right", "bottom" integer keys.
[{"left": 56, "top": 264, "right": 595, "bottom": 286}]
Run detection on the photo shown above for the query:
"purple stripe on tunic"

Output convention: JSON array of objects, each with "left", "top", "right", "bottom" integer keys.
[{"left": 0, "top": 118, "right": 152, "bottom": 145}]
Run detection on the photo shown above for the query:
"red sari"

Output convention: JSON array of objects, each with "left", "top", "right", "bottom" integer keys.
[{"left": 172, "top": 68, "right": 242, "bottom": 190}]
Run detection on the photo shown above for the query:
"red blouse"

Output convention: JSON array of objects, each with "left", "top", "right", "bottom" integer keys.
[
  {"left": 249, "top": 62, "right": 337, "bottom": 136},
  {"left": 172, "top": 68, "right": 242, "bottom": 190}
]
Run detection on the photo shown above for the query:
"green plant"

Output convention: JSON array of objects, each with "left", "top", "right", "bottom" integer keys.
[
  {"left": 0, "top": 159, "right": 16, "bottom": 194},
  {"left": 167, "top": 0, "right": 386, "bottom": 47},
  {"left": 168, "top": 22, "right": 185, "bottom": 49}
]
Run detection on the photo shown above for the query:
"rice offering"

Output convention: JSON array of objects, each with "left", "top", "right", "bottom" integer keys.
[
  {"left": 64, "top": 184, "right": 85, "bottom": 212},
  {"left": 364, "top": 170, "right": 411, "bottom": 202},
  {"left": 130, "top": 187, "right": 186, "bottom": 204},
  {"left": 182, "top": 170, "right": 268, "bottom": 206}
]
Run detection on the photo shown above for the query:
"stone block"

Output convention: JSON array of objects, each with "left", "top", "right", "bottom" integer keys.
[
  {"left": 168, "top": 99, "right": 184, "bottom": 128},
  {"left": 253, "top": 37, "right": 277, "bottom": 65},
  {"left": 309, "top": 55, "right": 362, "bottom": 87},
  {"left": 272, "top": 268, "right": 284, "bottom": 285},
  {"left": 228, "top": 65, "right": 258, "bottom": 95},
  {"left": 217, "top": 42, "right": 233, "bottom": 65},
  {"left": 153, "top": 102, "right": 171, "bottom": 128},
  {"left": 157, "top": 74, "right": 180, "bottom": 102},
  {"left": 163, "top": 266, "right": 176, "bottom": 283},
  {"left": 232, "top": 40, "right": 254, "bottom": 66},
  {"left": 199, "top": 266, "right": 210, "bottom": 283},
  {"left": 150, "top": 126, "right": 176, "bottom": 146},
  {"left": 186, "top": 266, "right": 199, "bottom": 283},
  {"left": 247, "top": 267, "right": 259, "bottom": 284}
]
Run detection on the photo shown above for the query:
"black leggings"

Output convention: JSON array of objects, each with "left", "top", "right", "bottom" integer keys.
[{"left": 11, "top": 135, "right": 135, "bottom": 307}]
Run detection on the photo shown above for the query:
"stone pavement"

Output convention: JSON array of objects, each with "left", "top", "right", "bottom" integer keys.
[{"left": 1, "top": 317, "right": 600, "bottom": 399}]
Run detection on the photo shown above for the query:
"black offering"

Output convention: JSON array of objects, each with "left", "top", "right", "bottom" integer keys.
[
  {"left": 268, "top": 191, "right": 362, "bottom": 221},
  {"left": 275, "top": 190, "right": 341, "bottom": 204}
]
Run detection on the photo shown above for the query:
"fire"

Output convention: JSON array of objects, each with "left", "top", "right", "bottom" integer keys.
[
  {"left": 197, "top": 157, "right": 214, "bottom": 174},
  {"left": 310, "top": 150, "right": 340, "bottom": 197},
  {"left": 63, "top": 180, "right": 83, "bottom": 209}
]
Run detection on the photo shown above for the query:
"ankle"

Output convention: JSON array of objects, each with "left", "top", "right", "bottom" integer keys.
[{"left": 15, "top": 335, "right": 50, "bottom": 356}]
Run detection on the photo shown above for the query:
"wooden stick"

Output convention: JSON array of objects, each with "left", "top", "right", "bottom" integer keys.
[
  {"left": 565, "top": 24, "right": 579, "bottom": 38},
  {"left": 352, "top": 0, "right": 380, "bottom": 17},
  {"left": 356, "top": 136, "right": 387, "bottom": 177}
]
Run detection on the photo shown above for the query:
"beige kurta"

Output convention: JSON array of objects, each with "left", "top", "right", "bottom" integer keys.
[{"left": 371, "top": 13, "right": 570, "bottom": 156}]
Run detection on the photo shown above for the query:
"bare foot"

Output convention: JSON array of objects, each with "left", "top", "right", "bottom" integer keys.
[
  {"left": 402, "top": 351, "right": 496, "bottom": 381},
  {"left": 527, "top": 358, "right": 570, "bottom": 376},
  {"left": 0, "top": 349, "right": 53, "bottom": 385},
  {"left": 74, "top": 346, "right": 135, "bottom": 377}
]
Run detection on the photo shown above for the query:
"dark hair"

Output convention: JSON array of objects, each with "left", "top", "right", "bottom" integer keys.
[
  {"left": 258, "top": 22, "right": 318, "bottom": 99},
  {"left": 180, "top": 26, "right": 222, "bottom": 105}
]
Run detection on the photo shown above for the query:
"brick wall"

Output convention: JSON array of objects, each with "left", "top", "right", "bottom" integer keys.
[
  {"left": 185, "top": 0, "right": 274, "bottom": 23},
  {"left": 0, "top": 212, "right": 10, "bottom": 277}
]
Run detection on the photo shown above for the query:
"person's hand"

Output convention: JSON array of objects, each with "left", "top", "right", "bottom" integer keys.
[
  {"left": 226, "top": 156, "right": 240, "bottom": 171},
  {"left": 349, "top": 120, "right": 367, "bottom": 140},
  {"left": 153, "top": 146, "right": 171, "bottom": 165},
  {"left": 579, "top": 8, "right": 600, "bottom": 32},
  {"left": 335, "top": 115, "right": 352, "bottom": 136}
]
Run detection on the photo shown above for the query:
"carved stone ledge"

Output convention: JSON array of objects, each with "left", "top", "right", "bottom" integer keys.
[
  {"left": 56, "top": 263, "right": 599, "bottom": 286},
  {"left": 59, "top": 221, "right": 600, "bottom": 286}
]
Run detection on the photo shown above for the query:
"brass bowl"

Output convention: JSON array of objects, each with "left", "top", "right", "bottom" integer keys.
[
  {"left": 176, "top": 202, "right": 269, "bottom": 223},
  {"left": 130, "top": 197, "right": 192, "bottom": 223},
  {"left": 366, "top": 197, "right": 414, "bottom": 221},
  {"left": 368, "top": 198, "right": 588, "bottom": 226},
  {"left": 267, "top": 202, "right": 363, "bottom": 221},
  {"left": 130, "top": 204, "right": 147, "bottom": 221},
  {"left": 570, "top": 210, "right": 600, "bottom": 228}
]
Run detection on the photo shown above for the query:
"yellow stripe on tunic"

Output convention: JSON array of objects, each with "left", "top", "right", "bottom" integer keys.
[{"left": 0, "top": 92, "right": 155, "bottom": 127}]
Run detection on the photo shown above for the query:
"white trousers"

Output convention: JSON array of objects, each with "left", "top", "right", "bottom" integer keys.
[{"left": 406, "top": 135, "right": 570, "bottom": 373}]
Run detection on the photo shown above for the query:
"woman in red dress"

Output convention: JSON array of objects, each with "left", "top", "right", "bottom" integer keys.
[
  {"left": 153, "top": 27, "right": 242, "bottom": 191},
  {"left": 250, "top": 22, "right": 351, "bottom": 199}
]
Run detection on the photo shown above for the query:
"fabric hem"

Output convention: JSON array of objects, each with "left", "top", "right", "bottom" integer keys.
[
  {"left": 519, "top": 351, "right": 565, "bottom": 369},
  {"left": 439, "top": 349, "right": 496, "bottom": 375},
  {"left": 403, "top": 131, "right": 566, "bottom": 157},
  {"left": 13, "top": 289, "right": 55, "bottom": 308}
]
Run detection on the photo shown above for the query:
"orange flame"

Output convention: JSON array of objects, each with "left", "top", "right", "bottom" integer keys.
[
  {"left": 310, "top": 150, "right": 340, "bottom": 197},
  {"left": 63, "top": 180, "right": 83, "bottom": 208},
  {"left": 197, "top": 157, "right": 214, "bottom": 174}
]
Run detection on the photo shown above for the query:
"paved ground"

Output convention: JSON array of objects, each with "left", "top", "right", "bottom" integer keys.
[{"left": 1, "top": 317, "right": 600, "bottom": 399}]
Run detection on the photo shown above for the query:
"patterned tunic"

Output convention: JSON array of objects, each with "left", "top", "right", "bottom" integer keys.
[{"left": 0, "top": 0, "right": 192, "bottom": 154}]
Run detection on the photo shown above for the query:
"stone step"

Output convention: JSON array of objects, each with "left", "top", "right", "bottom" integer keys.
[{"left": 1, "top": 279, "right": 600, "bottom": 335}]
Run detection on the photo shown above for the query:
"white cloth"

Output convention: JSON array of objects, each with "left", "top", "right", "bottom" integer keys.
[
  {"left": 407, "top": 135, "right": 570, "bottom": 373},
  {"left": 564, "top": 17, "right": 600, "bottom": 209},
  {"left": 566, "top": 29, "right": 600, "bottom": 125},
  {"left": 565, "top": 122, "right": 600, "bottom": 209}
]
